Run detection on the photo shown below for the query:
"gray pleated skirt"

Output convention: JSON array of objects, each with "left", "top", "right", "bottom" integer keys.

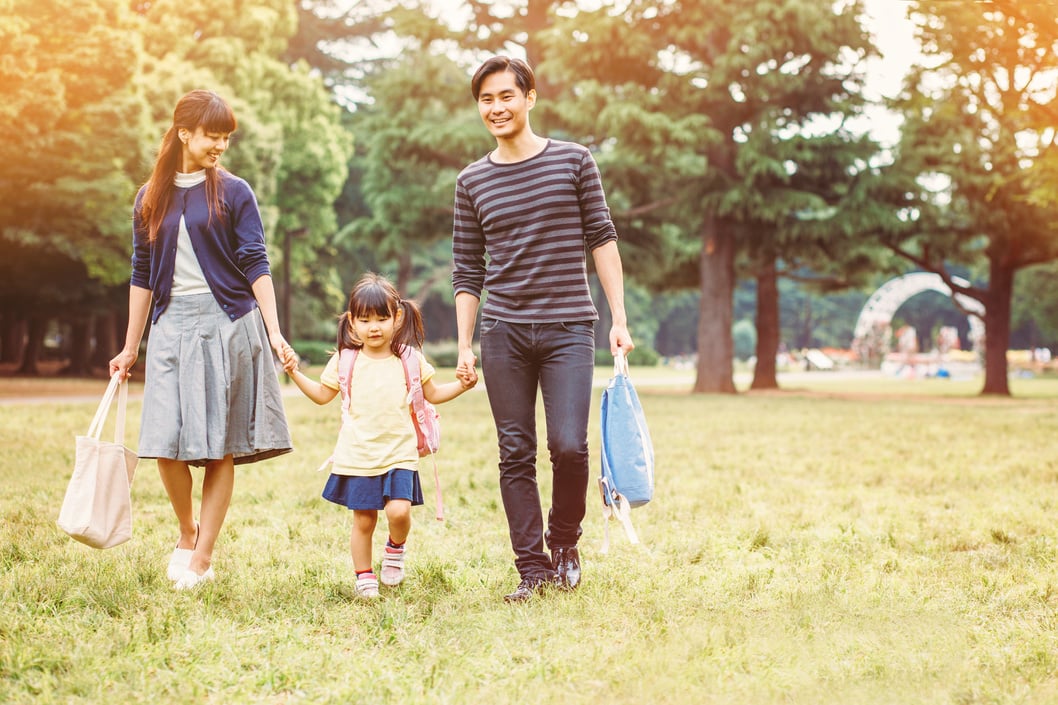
[{"left": 138, "top": 293, "right": 293, "bottom": 466}]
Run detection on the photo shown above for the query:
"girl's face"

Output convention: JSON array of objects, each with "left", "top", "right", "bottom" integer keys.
[
  {"left": 352, "top": 309, "right": 400, "bottom": 356},
  {"left": 178, "top": 125, "right": 230, "bottom": 172}
]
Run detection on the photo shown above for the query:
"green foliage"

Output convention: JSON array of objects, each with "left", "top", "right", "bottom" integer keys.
[
  {"left": 291, "top": 339, "right": 335, "bottom": 366},
  {"left": 339, "top": 50, "right": 485, "bottom": 295},
  {"left": 732, "top": 319, "right": 758, "bottom": 361},
  {"left": 865, "top": 2, "right": 1058, "bottom": 393},
  {"left": 423, "top": 339, "right": 461, "bottom": 368},
  {"left": 593, "top": 345, "right": 659, "bottom": 367},
  {"left": 0, "top": 0, "right": 148, "bottom": 303}
]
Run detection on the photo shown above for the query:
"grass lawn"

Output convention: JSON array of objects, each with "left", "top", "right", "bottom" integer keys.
[{"left": 2, "top": 367, "right": 1058, "bottom": 704}]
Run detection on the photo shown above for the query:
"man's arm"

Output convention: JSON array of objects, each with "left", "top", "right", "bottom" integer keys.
[
  {"left": 455, "top": 291, "right": 480, "bottom": 375},
  {"left": 591, "top": 241, "right": 635, "bottom": 356}
]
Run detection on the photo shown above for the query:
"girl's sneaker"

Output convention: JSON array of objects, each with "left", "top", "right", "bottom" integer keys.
[
  {"left": 380, "top": 544, "right": 406, "bottom": 586},
  {"left": 355, "top": 572, "right": 379, "bottom": 598}
]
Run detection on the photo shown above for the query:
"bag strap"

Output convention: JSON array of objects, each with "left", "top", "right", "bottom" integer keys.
[
  {"left": 613, "top": 348, "right": 630, "bottom": 377},
  {"left": 399, "top": 347, "right": 444, "bottom": 522},
  {"left": 598, "top": 477, "right": 639, "bottom": 554},
  {"left": 87, "top": 373, "right": 129, "bottom": 444},
  {"left": 337, "top": 347, "right": 359, "bottom": 414}
]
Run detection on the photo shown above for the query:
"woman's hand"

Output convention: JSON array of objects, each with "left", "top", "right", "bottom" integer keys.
[
  {"left": 109, "top": 349, "right": 138, "bottom": 380},
  {"left": 269, "top": 334, "right": 296, "bottom": 369}
]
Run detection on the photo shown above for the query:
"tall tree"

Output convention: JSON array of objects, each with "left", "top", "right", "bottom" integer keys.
[
  {"left": 339, "top": 51, "right": 486, "bottom": 295},
  {"left": 540, "top": 0, "right": 875, "bottom": 392},
  {"left": 868, "top": 0, "right": 1058, "bottom": 395},
  {"left": 0, "top": 0, "right": 148, "bottom": 371}
]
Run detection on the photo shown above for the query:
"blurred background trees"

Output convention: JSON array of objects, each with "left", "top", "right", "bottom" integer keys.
[{"left": 2, "top": 0, "right": 1056, "bottom": 396}]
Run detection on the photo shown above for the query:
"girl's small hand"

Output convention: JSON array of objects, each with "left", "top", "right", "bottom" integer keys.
[
  {"left": 459, "top": 368, "right": 478, "bottom": 390},
  {"left": 282, "top": 353, "right": 299, "bottom": 375}
]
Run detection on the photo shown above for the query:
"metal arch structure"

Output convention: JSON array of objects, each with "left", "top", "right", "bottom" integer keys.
[{"left": 852, "top": 272, "right": 985, "bottom": 349}]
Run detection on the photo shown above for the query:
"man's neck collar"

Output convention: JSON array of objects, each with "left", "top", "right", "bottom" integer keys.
[{"left": 492, "top": 134, "right": 549, "bottom": 164}]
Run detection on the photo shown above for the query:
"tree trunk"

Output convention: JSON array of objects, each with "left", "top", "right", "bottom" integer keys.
[
  {"left": 92, "top": 313, "right": 117, "bottom": 369},
  {"left": 750, "top": 259, "right": 780, "bottom": 390},
  {"left": 17, "top": 316, "right": 45, "bottom": 375},
  {"left": 1, "top": 315, "right": 24, "bottom": 364},
  {"left": 980, "top": 258, "right": 1014, "bottom": 396},
  {"left": 394, "top": 249, "right": 416, "bottom": 301},
  {"left": 63, "top": 318, "right": 93, "bottom": 377},
  {"left": 693, "top": 215, "right": 736, "bottom": 393}
]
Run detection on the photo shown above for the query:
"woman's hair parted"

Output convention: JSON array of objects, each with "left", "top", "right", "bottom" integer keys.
[
  {"left": 337, "top": 273, "right": 426, "bottom": 356},
  {"left": 138, "top": 89, "right": 237, "bottom": 243},
  {"left": 471, "top": 56, "right": 535, "bottom": 100}
]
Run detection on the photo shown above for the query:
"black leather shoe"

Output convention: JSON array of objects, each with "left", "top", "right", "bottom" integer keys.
[
  {"left": 552, "top": 546, "right": 581, "bottom": 590},
  {"left": 503, "top": 576, "right": 552, "bottom": 603}
]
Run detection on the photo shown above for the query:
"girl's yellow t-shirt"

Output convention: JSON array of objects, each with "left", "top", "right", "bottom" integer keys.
[{"left": 320, "top": 349, "right": 436, "bottom": 477}]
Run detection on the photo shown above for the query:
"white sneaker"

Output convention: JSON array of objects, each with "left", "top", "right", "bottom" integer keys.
[
  {"left": 356, "top": 572, "right": 380, "bottom": 598},
  {"left": 380, "top": 545, "right": 406, "bottom": 586},
  {"left": 167, "top": 522, "right": 199, "bottom": 581},
  {"left": 174, "top": 567, "right": 215, "bottom": 591},
  {"left": 167, "top": 548, "right": 193, "bottom": 581}
]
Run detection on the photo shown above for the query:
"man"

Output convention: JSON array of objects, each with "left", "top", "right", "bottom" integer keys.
[{"left": 452, "top": 56, "right": 635, "bottom": 602}]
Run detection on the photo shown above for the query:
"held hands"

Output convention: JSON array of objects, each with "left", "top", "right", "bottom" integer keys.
[
  {"left": 457, "top": 366, "right": 479, "bottom": 390},
  {"left": 456, "top": 348, "right": 478, "bottom": 391},
  {"left": 270, "top": 334, "right": 298, "bottom": 374},
  {"left": 281, "top": 350, "right": 300, "bottom": 376}
]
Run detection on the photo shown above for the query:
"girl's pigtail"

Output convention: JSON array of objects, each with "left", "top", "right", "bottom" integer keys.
[
  {"left": 337, "top": 311, "right": 358, "bottom": 351},
  {"left": 392, "top": 297, "right": 426, "bottom": 355}
]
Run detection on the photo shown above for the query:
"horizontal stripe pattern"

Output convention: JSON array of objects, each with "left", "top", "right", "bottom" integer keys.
[{"left": 452, "top": 140, "right": 617, "bottom": 323}]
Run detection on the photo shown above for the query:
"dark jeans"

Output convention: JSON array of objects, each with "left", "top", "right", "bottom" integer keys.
[{"left": 479, "top": 318, "right": 595, "bottom": 579}]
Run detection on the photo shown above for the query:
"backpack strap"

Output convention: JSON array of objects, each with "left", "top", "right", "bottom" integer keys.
[
  {"left": 598, "top": 478, "right": 639, "bottom": 554},
  {"left": 317, "top": 348, "right": 360, "bottom": 472},
  {"left": 398, "top": 346, "right": 444, "bottom": 522},
  {"left": 337, "top": 347, "right": 359, "bottom": 414}
]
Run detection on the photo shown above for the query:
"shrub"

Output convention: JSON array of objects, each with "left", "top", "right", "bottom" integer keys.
[
  {"left": 594, "top": 346, "right": 659, "bottom": 367},
  {"left": 292, "top": 339, "right": 335, "bottom": 366},
  {"left": 423, "top": 340, "right": 463, "bottom": 367}
]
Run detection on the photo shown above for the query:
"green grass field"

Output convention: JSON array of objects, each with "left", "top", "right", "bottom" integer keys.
[{"left": 3, "top": 368, "right": 1058, "bottom": 704}]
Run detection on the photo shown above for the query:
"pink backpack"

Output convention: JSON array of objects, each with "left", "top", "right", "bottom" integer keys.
[{"left": 336, "top": 345, "right": 444, "bottom": 520}]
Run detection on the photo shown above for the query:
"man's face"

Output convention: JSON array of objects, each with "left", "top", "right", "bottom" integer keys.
[{"left": 476, "top": 70, "right": 535, "bottom": 141}]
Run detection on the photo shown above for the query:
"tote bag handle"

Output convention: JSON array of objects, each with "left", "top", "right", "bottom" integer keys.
[{"left": 86, "top": 373, "right": 129, "bottom": 445}]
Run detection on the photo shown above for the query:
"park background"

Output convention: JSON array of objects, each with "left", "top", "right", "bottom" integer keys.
[
  {"left": 4, "top": 2, "right": 1058, "bottom": 703},
  {"left": 2, "top": 0, "right": 1057, "bottom": 396}
]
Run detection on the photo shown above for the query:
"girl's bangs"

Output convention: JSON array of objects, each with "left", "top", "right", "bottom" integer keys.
[{"left": 351, "top": 284, "right": 394, "bottom": 318}]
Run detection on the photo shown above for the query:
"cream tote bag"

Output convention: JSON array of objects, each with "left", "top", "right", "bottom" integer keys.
[{"left": 57, "top": 373, "right": 138, "bottom": 549}]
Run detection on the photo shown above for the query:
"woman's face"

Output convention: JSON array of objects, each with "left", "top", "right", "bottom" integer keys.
[{"left": 178, "top": 126, "right": 230, "bottom": 172}]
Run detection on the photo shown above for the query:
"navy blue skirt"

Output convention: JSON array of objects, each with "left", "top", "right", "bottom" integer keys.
[{"left": 322, "top": 468, "right": 424, "bottom": 510}]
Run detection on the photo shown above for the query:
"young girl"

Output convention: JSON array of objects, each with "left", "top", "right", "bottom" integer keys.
[{"left": 285, "top": 273, "right": 477, "bottom": 598}]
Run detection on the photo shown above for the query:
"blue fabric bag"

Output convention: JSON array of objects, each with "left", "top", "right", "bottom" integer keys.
[{"left": 598, "top": 351, "right": 654, "bottom": 551}]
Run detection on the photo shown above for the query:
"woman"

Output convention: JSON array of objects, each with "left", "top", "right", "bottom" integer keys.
[{"left": 109, "top": 89, "right": 294, "bottom": 590}]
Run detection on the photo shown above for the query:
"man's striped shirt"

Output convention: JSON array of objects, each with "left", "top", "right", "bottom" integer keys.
[{"left": 452, "top": 139, "right": 618, "bottom": 323}]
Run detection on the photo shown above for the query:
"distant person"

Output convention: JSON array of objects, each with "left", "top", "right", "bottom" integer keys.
[
  {"left": 284, "top": 273, "right": 477, "bottom": 598},
  {"left": 452, "top": 56, "right": 635, "bottom": 602},
  {"left": 109, "top": 89, "right": 294, "bottom": 590}
]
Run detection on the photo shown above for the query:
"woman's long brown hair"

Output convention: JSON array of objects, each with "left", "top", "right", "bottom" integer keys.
[{"left": 138, "top": 90, "right": 237, "bottom": 242}]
